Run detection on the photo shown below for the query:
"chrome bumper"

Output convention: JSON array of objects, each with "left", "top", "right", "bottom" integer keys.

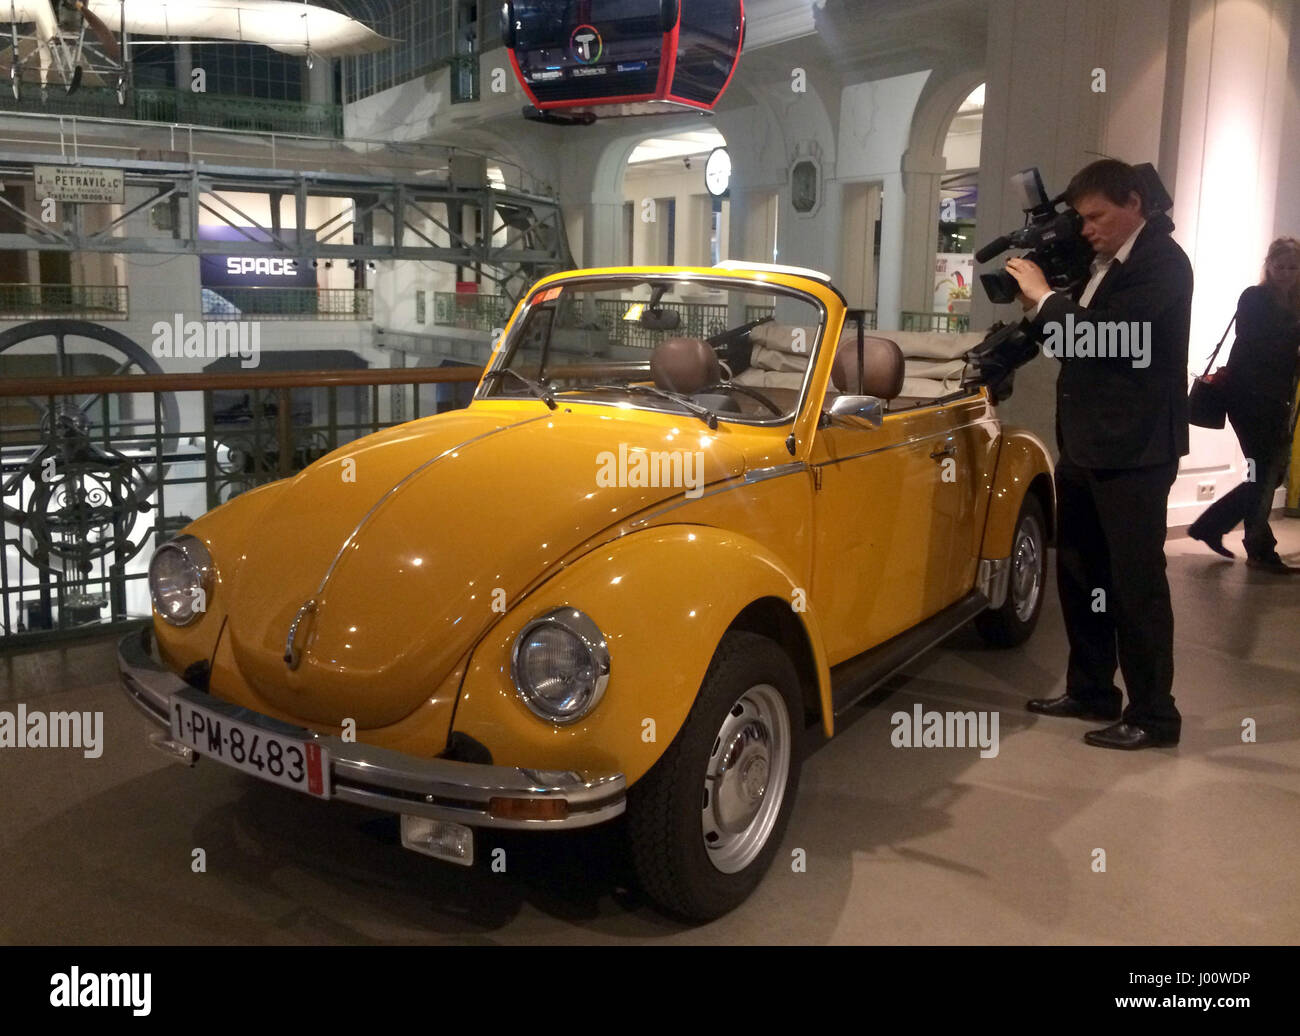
[{"left": 117, "top": 628, "right": 627, "bottom": 831}]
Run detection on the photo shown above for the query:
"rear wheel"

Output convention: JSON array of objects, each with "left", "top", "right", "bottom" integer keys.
[
  {"left": 974, "top": 493, "right": 1046, "bottom": 647},
  {"left": 627, "top": 631, "right": 803, "bottom": 921}
]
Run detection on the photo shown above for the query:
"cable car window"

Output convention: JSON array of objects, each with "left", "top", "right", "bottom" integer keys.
[
  {"left": 671, "top": 0, "right": 742, "bottom": 105},
  {"left": 509, "top": 1, "right": 667, "bottom": 103}
]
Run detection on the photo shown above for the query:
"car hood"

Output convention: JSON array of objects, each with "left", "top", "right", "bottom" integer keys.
[{"left": 224, "top": 404, "right": 746, "bottom": 729}]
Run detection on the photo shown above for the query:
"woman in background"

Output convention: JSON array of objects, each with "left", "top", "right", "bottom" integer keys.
[{"left": 1189, "top": 237, "right": 1300, "bottom": 573}]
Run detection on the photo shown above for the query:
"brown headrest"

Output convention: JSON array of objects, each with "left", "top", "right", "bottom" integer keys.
[
  {"left": 832, "top": 333, "right": 905, "bottom": 400},
  {"left": 650, "top": 337, "right": 720, "bottom": 395}
]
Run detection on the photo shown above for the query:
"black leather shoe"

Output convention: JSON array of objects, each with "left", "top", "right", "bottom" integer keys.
[
  {"left": 1026, "top": 693, "right": 1121, "bottom": 721},
  {"left": 1246, "top": 554, "right": 1300, "bottom": 574},
  {"left": 1083, "top": 721, "right": 1179, "bottom": 750},
  {"left": 1187, "top": 526, "right": 1234, "bottom": 558}
]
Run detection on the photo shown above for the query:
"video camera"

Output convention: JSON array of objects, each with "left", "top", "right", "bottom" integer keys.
[
  {"left": 976, "top": 168, "right": 1095, "bottom": 305},
  {"left": 963, "top": 162, "right": 1174, "bottom": 401}
]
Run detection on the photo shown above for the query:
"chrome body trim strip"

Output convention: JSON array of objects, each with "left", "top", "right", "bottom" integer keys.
[
  {"left": 628, "top": 461, "right": 809, "bottom": 527},
  {"left": 811, "top": 417, "right": 993, "bottom": 468}
]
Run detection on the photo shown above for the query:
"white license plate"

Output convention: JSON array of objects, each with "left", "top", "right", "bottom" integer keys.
[{"left": 170, "top": 697, "right": 330, "bottom": 798}]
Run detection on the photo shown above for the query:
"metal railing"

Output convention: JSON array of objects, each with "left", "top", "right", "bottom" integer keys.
[
  {"left": 0, "top": 367, "right": 486, "bottom": 649},
  {"left": 594, "top": 299, "right": 736, "bottom": 349},
  {"left": 429, "top": 297, "right": 875, "bottom": 346},
  {"left": 0, "top": 85, "right": 343, "bottom": 138},
  {"left": 201, "top": 288, "right": 374, "bottom": 321},
  {"left": 0, "top": 284, "right": 128, "bottom": 319},
  {"left": 449, "top": 55, "right": 480, "bottom": 104},
  {"left": 432, "top": 292, "right": 513, "bottom": 331},
  {"left": 900, "top": 311, "right": 971, "bottom": 333},
  {"left": 0, "top": 111, "right": 559, "bottom": 199}
]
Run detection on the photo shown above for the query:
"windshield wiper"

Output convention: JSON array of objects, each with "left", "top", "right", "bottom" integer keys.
[
  {"left": 481, "top": 368, "right": 557, "bottom": 410},
  {"left": 584, "top": 383, "right": 718, "bottom": 429}
]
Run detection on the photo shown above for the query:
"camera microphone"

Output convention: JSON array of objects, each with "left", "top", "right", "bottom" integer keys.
[{"left": 975, "top": 236, "right": 1012, "bottom": 264}]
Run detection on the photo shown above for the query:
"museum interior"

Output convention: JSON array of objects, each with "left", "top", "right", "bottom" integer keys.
[{"left": 0, "top": 0, "right": 1296, "bottom": 946}]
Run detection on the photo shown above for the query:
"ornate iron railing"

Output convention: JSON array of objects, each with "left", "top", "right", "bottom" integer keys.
[
  {"left": 432, "top": 292, "right": 513, "bottom": 331},
  {"left": 201, "top": 288, "right": 374, "bottom": 321},
  {"left": 0, "top": 85, "right": 343, "bottom": 138},
  {"left": 593, "top": 300, "right": 734, "bottom": 349},
  {"left": 0, "top": 284, "right": 128, "bottom": 319},
  {"left": 449, "top": 55, "right": 480, "bottom": 104},
  {"left": 0, "top": 367, "right": 486, "bottom": 649},
  {"left": 900, "top": 310, "right": 970, "bottom": 333},
  {"left": 430, "top": 296, "right": 875, "bottom": 345}
]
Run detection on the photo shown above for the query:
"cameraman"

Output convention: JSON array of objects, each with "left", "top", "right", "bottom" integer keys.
[{"left": 1005, "top": 158, "right": 1193, "bottom": 751}]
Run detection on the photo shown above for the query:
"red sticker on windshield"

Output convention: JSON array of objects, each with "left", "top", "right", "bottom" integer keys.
[{"left": 537, "top": 287, "right": 562, "bottom": 302}]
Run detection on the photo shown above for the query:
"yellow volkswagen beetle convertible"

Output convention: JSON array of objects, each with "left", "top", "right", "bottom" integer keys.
[{"left": 119, "top": 261, "right": 1053, "bottom": 921}]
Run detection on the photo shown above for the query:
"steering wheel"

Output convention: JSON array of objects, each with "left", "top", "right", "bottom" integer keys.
[
  {"left": 698, "top": 381, "right": 784, "bottom": 416},
  {"left": 707, "top": 314, "right": 774, "bottom": 350}
]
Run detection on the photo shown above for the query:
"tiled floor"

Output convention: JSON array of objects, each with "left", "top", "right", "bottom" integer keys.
[{"left": 2, "top": 519, "right": 1297, "bottom": 944}]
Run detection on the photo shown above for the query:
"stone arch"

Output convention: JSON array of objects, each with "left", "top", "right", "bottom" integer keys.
[
  {"left": 899, "top": 63, "right": 986, "bottom": 314},
  {"left": 572, "top": 115, "right": 729, "bottom": 268}
]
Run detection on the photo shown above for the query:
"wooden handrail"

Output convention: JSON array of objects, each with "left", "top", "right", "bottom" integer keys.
[{"left": 0, "top": 362, "right": 651, "bottom": 398}]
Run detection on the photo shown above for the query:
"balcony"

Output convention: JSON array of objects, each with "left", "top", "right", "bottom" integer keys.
[
  {"left": 449, "top": 55, "right": 480, "bottom": 104},
  {"left": 0, "top": 86, "right": 342, "bottom": 138},
  {"left": 432, "top": 292, "right": 513, "bottom": 331},
  {"left": 900, "top": 310, "right": 971, "bottom": 333},
  {"left": 0, "top": 284, "right": 128, "bottom": 320},
  {"left": 201, "top": 287, "right": 374, "bottom": 321},
  {"left": 430, "top": 296, "right": 878, "bottom": 348}
]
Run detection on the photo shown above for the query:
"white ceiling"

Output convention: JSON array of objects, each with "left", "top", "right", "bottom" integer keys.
[{"left": 627, "top": 128, "right": 728, "bottom": 165}]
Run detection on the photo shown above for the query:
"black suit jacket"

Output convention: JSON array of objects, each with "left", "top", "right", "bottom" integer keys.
[{"left": 1028, "top": 223, "right": 1194, "bottom": 468}]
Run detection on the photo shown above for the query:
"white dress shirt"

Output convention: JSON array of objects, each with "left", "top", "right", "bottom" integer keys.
[{"left": 1029, "top": 219, "right": 1147, "bottom": 318}]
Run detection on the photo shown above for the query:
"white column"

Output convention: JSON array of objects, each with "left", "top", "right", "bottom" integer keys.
[
  {"left": 900, "top": 151, "right": 947, "bottom": 314},
  {"left": 1165, "top": 0, "right": 1292, "bottom": 523},
  {"left": 876, "top": 171, "right": 905, "bottom": 329},
  {"left": 1171, "top": 0, "right": 1291, "bottom": 372}
]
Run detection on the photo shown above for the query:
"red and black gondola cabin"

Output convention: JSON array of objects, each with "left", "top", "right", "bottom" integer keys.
[{"left": 502, "top": 1, "right": 745, "bottom": 123}]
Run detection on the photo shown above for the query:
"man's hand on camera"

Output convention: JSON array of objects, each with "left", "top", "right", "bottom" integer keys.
[{"left": 1005, "top": 256, "right": 1050, "bottom": 310}]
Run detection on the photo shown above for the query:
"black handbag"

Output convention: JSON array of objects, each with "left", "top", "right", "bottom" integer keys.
[{"left": 1188, "top": 314, "right": 1236, "bottom": 429}]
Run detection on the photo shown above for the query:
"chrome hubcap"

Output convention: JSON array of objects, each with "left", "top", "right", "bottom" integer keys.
[
  {"left": 702, "top": 683, "right": 791, "bottom": 874},
  {"left": 1012, "top": 515, "right": 1043, "bottom": 622}
]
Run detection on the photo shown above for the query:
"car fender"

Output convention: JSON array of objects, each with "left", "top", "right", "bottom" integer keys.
[
  {"left": 451, "top": 524, "right": 834, "bottom": 786},
  {"left": 980, "top": 428, "right": 1055, "bottom": 559},
  {"left": 153, "top": 479, "right": 289, "bottom": 674}
]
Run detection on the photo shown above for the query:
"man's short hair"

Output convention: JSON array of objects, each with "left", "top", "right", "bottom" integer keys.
[{"left": 1065, "top": 159, "right": 1145, "bottom": 209}]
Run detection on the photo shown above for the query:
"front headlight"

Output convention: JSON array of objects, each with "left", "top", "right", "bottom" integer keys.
[
  {"left": 511, "top": 608, "right": 610, "bottom": 725},
  {"left": 148, "top": 535, "right": 215, "bottom": 627}
]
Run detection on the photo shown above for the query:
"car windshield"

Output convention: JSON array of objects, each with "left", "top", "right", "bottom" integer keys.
[{"left": 478, "top": 276, "right": 825, "bottom": 424}]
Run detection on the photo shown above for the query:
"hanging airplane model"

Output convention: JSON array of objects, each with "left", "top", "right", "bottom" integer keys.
[{"left": 3, "top": 0, "right": 392, "bottom": 102}]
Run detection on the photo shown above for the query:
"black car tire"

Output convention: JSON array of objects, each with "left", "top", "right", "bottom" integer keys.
[
  {"left": 974, "top": 493, "right": 1047, "bottom": 648},
  {"left": 627, "top": 630, "right": 803, "bottom": 921}
]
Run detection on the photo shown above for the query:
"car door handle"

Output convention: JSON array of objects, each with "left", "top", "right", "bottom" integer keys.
[{"left": 930, "top": 445, "right": 956, "bottom": 460}]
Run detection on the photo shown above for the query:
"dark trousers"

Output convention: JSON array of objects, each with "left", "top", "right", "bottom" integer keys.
[
  {"left": 1190, "top": 395, "right": 1291, "bottom": 559},
  {"left": 1055, "top": 458, "right": 1181, "bottom": 737}
]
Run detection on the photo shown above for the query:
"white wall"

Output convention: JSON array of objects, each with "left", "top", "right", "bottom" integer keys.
[
  {"left": 837, "top": 72, "right": 930, "bottom": 327},
  {"left": 623, "top": 165, "right": 728, "bottom": 268}
]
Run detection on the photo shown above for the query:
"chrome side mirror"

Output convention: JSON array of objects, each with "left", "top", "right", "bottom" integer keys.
[{"left": 827, "top": 394, "right": 885, "bottom": 428}]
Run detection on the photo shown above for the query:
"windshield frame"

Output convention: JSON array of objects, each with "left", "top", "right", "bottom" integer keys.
[{"left": 474, "top": 272, "right": 831, "bottom": 429}]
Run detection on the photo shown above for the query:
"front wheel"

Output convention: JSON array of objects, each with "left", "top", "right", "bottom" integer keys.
[
  {"left": 626, "top": 631, "right": 803, "bottom": 921},
  {"left": 974, "top": 493, "right": 1046, "bottom": 647}
]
